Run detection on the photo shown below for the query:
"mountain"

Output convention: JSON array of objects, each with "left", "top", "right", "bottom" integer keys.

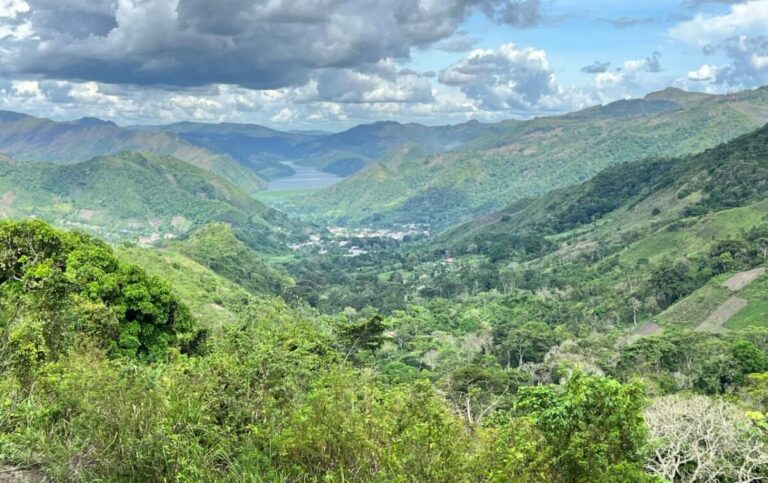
[
  {"left": 137, "top": 119, "right": 494, "bottom": 178},
  {"left": 292, "top": 120, "right": 497, "bottom": 176},
  {"left": 443, "top": 120, "right": 768, "bottom": 269},
  {"left": 0, "top": 151, "right": 299, "bottom": 253},
  {"left": 132, "top": 121, "right": 324, "bottom": 179},
  {"left": 117, "top": 224, "right": 295, "bottom": 328},
  {"left": 0, "top": 111, "right": 266, "bottom": 194},
  {"left": 300, "top": 86, "right": 768, "bottom": 227}
]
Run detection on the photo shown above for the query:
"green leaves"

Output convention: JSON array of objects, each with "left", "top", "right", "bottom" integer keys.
[
  {"left": 517, "top": 372, "right": 648, "bottom": 481},
  {"left": 0, "top": 220, "right": 201, "bottom": 370}
]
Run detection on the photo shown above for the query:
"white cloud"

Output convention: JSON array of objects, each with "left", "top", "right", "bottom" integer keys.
[
  {"left": 670, "top": 0, "right": 768, "bottom": 47},
  {"left": 438, "top": 43, "right": 568, "bottom": 112},
  {"left": 688, "top": 64, "right": 718, "bottom": 81},
  {"left": 670, "top": 1, "right": 768, "bottom": 89}
]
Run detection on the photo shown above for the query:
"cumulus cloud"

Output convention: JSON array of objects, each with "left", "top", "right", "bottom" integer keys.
[
  {"left": 304, "top": 61, "right": 434, "bottom": 104},
  {"left": 0, "top": 0, "right": 546, "bottom": 90},
  {"left": 688, "top": 63, "right": 718, "bottom": 81},
  {"left": 585, "top": 52, "right": 664, "bottom": 101},
  {"left": 581, "top": 61, "right": 611, "bottom": 74},
  {"left": 670, "top": 0, "right": 768, "bottom": 89},
  {"left": 624, "top": 51, "right": 662, "bottom": 73},
  {"left": 436, "top": 42, "right": 591, "bottom": 114}
]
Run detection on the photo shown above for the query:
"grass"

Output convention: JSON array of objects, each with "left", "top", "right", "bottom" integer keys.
[
  {"left": 254, "top": 188, "right": 321, "bottom": 203},
  {"left": 116, "top": 247, "right": 254, "bottom": 330},
  {"left": 620, "top": 200, "right": 768, "bottom": 265},
  {"left": 725, "top": 275, "right": 768, "bottom": 330},
  {"left": 656, "top": 283, "right": 732, "bottom": 329}
]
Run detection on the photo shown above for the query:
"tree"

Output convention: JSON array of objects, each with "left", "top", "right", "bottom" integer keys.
[
  {"left": 446, "top": 359, "right": 510, "bottom": 425},
  {"left": 337, "top": 314, "right": 387, "bottom": 365},
  {"left": 517, "top": 372, "right": 648, "bottom": 481},
  {"left": 501, "top": 321, "right": 555, "bottom": 368},
  {"left": 0, "top": 220, "right": 200, "bottom": 370},
  {"left": 645, "top": 394, "right": 768, "bottom": 482}
]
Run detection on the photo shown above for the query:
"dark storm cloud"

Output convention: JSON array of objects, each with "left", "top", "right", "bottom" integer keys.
[
  {"left": 0, "top": 0, "right": 545, "bottom": 90},
  {"left": 26, "top": 0, "right": 118, "bottom": 39},
  {"left": 581, "top": 61, "right": 611, "bottom": 74}
]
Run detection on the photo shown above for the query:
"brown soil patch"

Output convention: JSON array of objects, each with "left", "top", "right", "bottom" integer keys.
[
  {"left": 77, "top": 209, "right": 96, "bottom": 221},
  {"left": 722, "top": 267, "right": 766, "bottom": 291},
  {"left": 621, "top": 322, "right": 663, "bottom": 345},
  {"left": 695, "top": 297, "right": 748, "bottom": 333},
  {"left": 0, "top": 191, "right": 16, "bottom": 206},
  {"left": 0, "top": 466, "right": 48, "bottom": 482}
]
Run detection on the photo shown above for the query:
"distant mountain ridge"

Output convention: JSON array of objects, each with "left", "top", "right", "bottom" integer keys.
[
  {"left": 135, "top": 118, "right": 495, "bottom": 178},
  {"left": 0, "top": 110, "right": 266, "bottom": 195},
  {"left": 442, "top": 120, "right": 768, "bottom": 275},
  {"left": 299, "top": 86, "right": 768, "bottom": 228}
]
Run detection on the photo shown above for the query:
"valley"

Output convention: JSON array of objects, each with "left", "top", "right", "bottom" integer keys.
[{"left": 4, "top": 86, "right": 768, "bottom": 482}]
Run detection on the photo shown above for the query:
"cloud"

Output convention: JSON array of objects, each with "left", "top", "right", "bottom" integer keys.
[
  {"left": 585, "top": 52, "right": 664, "bottom": 101},
  {"left": 687, "top": 63, "right": 718, "bottom": 81},
  {"left": 682, "top": 0, "right": 743, "bottom": 7},
  {"left": 305, "top": 61, "right": 435, "bottom": 104},
  {"left": 436, "top": 35, "right": 480, "bottom": 53},
  {"left": 495, "top": 0, "right": 542, "bottom": 28},
  {"left": 0, "top": 0, "right": 547, "bottom": 91},
  {"left": 670, "top": 0, "right": 768, "bottom": 89},
  {"left": 581, "top": 61, "right": 611, "bottom": 74},
  {"left": 600, "top": 17, "right": 655, "bottom": 29},
  {"left": 623, "top": 51, "right": 662, "bottom": 73},
  {"left": 671, "top": 0, "right": 768, "bottom": 46},
  {"left": 438, "top": 43, "right": 582, "bottom": 112}
]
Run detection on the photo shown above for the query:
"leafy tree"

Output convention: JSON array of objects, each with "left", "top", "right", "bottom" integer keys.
[{"left": 517, "top": 372, "right": 648, "bottom": 482}]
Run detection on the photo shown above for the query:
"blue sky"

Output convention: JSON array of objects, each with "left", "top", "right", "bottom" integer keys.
[{"left": 0, "top": 0, "right": 765, "bottom": 130}]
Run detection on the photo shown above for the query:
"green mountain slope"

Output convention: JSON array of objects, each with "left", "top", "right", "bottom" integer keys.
[
  {"left": 293, "top": 120, "right": 496, "bottom": 176},
  {"left": 171, "top": 223, "right": 294, "bottom": 296},
  {"left": 132, "top": 121, "right": 323, "bottom": 179},
  {"left": 302, "top": 87, "right": 768, "bottom": 227},
  {"left": 446, "top": 121, "right": 768, "bottom": 262},
  {"left": 0, "top": 151, "right": 296, "bottom": 252},
  {"left": 116, "top": 246, "right": 255, "bottom": 328},
  {"left": 0, "top": 111, "right": 265, "bottom": 194}
]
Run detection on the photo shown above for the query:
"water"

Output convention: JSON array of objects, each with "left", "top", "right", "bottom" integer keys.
[{"left": 266, "top": 162, "right": 343, "bottom": 191}]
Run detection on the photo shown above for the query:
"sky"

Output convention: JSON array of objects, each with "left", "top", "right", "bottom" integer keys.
[{"left": 0, "top": 0, "right": 766, "bottom": 130}]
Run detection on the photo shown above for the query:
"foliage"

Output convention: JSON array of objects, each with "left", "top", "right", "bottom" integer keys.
[{"left": 0, "top": 220, "right": 201, "bottom": 372}]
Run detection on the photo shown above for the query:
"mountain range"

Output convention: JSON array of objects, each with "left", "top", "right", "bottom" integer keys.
[{"left": 299, "top": 87, "right": 768, "bottom": 227}]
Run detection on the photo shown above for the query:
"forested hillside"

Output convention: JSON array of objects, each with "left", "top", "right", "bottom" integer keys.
[
  {"left": 302, "top": 87, "right": 768, "bottom": 227},
  {"left": 0, "top": 111, "right": 266, "bottom": 195},
  {"left": 0, "top": 151, "right": 298, "bottom": 252},
  {"left": 137, "top": 119, "right": 494, "bottom": 178}
]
